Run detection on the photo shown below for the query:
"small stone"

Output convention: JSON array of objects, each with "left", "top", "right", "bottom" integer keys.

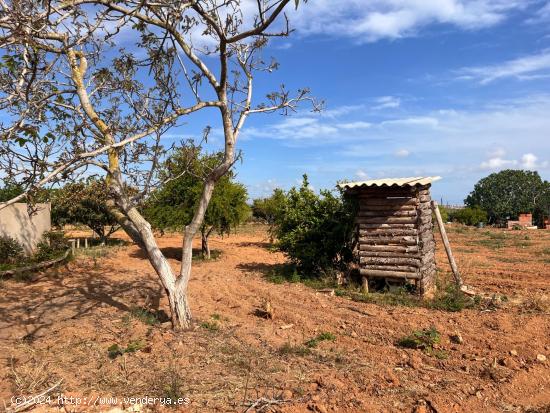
[
  {"left": 536, "top": 354, "right": 547, "bottom": 362},
  {"left": 315, "top": 404, "right": 328, "bottom": 413},
  {"left": 450, "top": 332, "right": 463, "bottom": 345},
  {"left": 501, "top": 357, "right": 520, "bottom": 370},
  {"left": 510, "top": 349, "right": 518, "bottom": 356},
  {"left": 414, "top": 405, "right": 428, "bottom": 413},
  {"left": 386, "top": 369, "right": 400, "bottom": 386},
  {"left": 408, "top": 353, "right": 422, "bottom": 369},
  {"left": 350, "top": 331, "right": 358, "bottom": 338},
  {"left": 282, "top": 389, "right": 293, "bottom": 399},
  {"left": 308, "top": 403, "right": 328, "bottom": 413}
]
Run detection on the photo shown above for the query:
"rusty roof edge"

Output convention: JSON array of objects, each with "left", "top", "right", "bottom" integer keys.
[{"left": 338, "top": 176, "right": 442, "bottom": 189}]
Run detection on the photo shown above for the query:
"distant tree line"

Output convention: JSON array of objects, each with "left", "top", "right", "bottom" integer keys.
[{"left": 464, "top": 169, "right": 550, "bottom": 226}]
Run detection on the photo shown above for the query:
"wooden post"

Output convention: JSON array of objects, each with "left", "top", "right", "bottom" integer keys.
[
  {"left": 431, "top": 201, "right": 463, "bottom": 287},
  {"left": 84, "top": 238, "right": 88, "bottom": 248},
  {"left": 76, "top": 238, "right": 80, "bottom": 249},
  {"left": 361, "top": 276, "right": 369, "bottom": 293},
  {"left": 69, "top": 239, "right": 76, "bottom": 256}
]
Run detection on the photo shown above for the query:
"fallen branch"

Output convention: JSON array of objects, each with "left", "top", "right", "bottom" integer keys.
[
  {"left": 6, "top": 379, "right": 63, "bottom": 413},
  {"left": 243, "top": 397, "right": 291, "bottom": 413},
  {"left": 0, "top": 249, "right": 71, "bottom": 278}
]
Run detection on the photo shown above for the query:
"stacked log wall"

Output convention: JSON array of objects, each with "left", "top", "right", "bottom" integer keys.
[{"left": 354, "top": 184, "right": 436, "bottom": 294}]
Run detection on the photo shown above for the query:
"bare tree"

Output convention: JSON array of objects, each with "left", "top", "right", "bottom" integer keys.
[{"left": 0, "top": 0, "right": 319, "bottom": 329}]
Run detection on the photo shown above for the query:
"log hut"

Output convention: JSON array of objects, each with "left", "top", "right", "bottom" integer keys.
[{"left": 339, "top": 177, "right": 441, "bottom": 296}]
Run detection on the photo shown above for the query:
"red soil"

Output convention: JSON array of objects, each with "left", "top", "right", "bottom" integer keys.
[{"left": 1, "top": 225, "right": 549, "bottom": 412}]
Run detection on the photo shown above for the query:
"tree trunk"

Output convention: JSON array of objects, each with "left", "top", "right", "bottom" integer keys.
[
  {"left": 201, "top": 226, "right": 214, "bottom": 259},
  {"left": 201, "top": 230, "right": 210, "bottom": 259},
  {"left": 123, "top": 206, "right": 193, "bottom": 329}
]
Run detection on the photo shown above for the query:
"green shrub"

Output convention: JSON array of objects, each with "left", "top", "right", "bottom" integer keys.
[
  {"left": 129, "top": 306, "right": 161, "bottom": 325},
  {"left": 251, "top": 189, "right": 287, "bottom": 225},
  {"left": 33, "top": 231, "right": 68, "bottom": 262},
  {"left": 305, "top": 332, "right": 336, "bottom": 348},
  {"left": 438, "top": 205, "right": 449, "bottom": 222},
  {"left": 0, "top": 235, "right": 24, "bottom": 264},
  {"left": 271, "top": 175, "right": 356, "bottom": 276},
  {"left": 453, "top": 206, "right": 487, "bottom": 226},
  {"left": 396, "top": 326, "right": 448, "bottom": 359},
  {"left": 429, "top": 284, "right": 477, "bottom": 312}
]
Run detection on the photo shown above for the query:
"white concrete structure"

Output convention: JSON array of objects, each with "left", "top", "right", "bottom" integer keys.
[{"left": 0, "top": 203, "right": 51, "bottom": 254}]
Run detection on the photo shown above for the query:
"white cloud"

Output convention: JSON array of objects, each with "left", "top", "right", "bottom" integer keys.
[
  {"left": 322, "top": 104, "right": 366, "bottom": 118},
  {"left": 248, "top": 178, "right": 281, "bottom": 198},
  {"left": 526, "top": 1, "right": 550, "bottom": 23},
  {"left": 479, "top": 153, "right": 549, "bottom": 170},
  {"left": 355, "top": 169, "right": 369, "bottom": 179},
  {"left": 243, "top": 96, "right": 550, "bottom": 179},
  {"left": 242, "top": 111, "right": 373, "bottom": 142},
  {"left": 394, "top": 148, "right": 410, "bottom": 157},
  {"left": 522, "top": 153, "right": 538, "bottom": 168},
  {"left": 381, "top": 116, "right": 439, "bottom": 127},
  {"left": 521, "top": 153, "right": 549, "bottom": 169},
  {"left": 373, "top": 96, "right": 401, "bottom": 110},
  {"left": 480, "top": 157, "right": 517, "bottom": 169},
  {"left": 457, "top": 49, "right": 550, "bottom": 84},
  {"left": 489, "top": 147, "right": 506, "bottom": 158},
  {"left": 291, "top": 0, "right": 526, "bottom": 42},
  {"left": 337, "top": 121, "right": 372, "bottom": 129}
]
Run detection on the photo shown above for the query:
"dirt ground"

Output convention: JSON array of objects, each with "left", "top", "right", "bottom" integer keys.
[{"left": 1, "top": 224, "right": 549, "bottom": 413}]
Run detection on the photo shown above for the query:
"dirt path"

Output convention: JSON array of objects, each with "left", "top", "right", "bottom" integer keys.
[{"left": 1, "top": 226, "right": 549, "bottom": 412}]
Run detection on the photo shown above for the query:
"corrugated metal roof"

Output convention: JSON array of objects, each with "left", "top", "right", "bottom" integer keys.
[{"left": 338, "top": 176, "right": 441, "bottom": 189}]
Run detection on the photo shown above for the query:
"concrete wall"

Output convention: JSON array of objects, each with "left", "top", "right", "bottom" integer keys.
[{"left": 0, "top": 203, "right": 51, "bottom": 254}]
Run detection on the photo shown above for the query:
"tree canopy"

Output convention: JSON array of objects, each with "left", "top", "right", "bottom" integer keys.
[
  {"left": 144, "top": 146, "right": 250, "bottom": 257},
  {"left": 465, "top": 169, "right": 550, "bottom": 225},
  {"left": 51, "top": 179, "right": 120, "bottom": 242},
  {"left": 252, "top": 189, "right": 287, "bottom": 225},
  {"left": 0, "top": 0, "right": 315, "bottom": 329}
]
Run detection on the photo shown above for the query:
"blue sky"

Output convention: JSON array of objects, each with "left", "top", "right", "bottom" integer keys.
[
  {"left": 200, "top": 0, "right": 550, "bottom": 204},
  {"left": 5, "top": 1, "right": 549, "bottom": 205}
]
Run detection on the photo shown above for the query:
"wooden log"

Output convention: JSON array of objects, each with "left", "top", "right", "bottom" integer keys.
[
  {"left": 359, "top": 249, "right": 420, "bottom": 256},
  {"left": 357, "top": 216, "right": 417, "bottom": 225},
  {"left": 360, "top": 198, "right": 419, "bottom": 206},
  {"left": 357, "top": 210, "right": 417, "bottom": 217},
  {"left": 416, "top": 215, "right": 432, "bottom": 226},
  {"left": 365, "top": 264, "right": 419, "bottom": 272},
  {"left": 417, "top": 223, "right": 434, "bottom": 233},
  {"left": 360, "top": 251, "right": 420, "bottom": 259},
  {"left": 359, "top": 229, "right": 418, "bottom": 237},
  {"left": 357, "top": 193, "right": 415, "bottom": 199},
  {"left": 360, "top": 269, "right": 421, "bottom": 280},
  {"left": 417, "top": 203, "right": 432, "bottom": 211},
  {"left": 359, "top": 244, "right": 419, "bottom": 253},
  {"left": 357, "top": 223, "right": 416, "bottom": 228},
  {"left": 419, "top": 241, "right": 435, "bottom": 252},
  {"left": 356, "top": 187, "right": 416, "bottom": 194},
  {"left": 361, "top": 276, "right": 369, "bottom": 293},
  {"left": 360, "top": 256, "right": 421, "bottom": 267},
  {"left": 358, "top": 236, "right": 418, "bottom": 246},
  {"left": 419, "top": 195, "right": 431, "bottom": 202},
  {"left": 432, "top": 200, "right": 462, "bottom": 287},
  {"left": 421, "top": 251, "right": 435, "bottom": 264},
  {"left": 359, "top": 204, "right": 417, "bottom": 211}
]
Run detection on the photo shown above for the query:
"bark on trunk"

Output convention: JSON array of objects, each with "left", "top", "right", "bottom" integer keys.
[
  {"left": 201, "top": 231, "right": 210, "bottom": 259},
  {"left": 125, "top": 207, "right": 193, "bottom": 330}
]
